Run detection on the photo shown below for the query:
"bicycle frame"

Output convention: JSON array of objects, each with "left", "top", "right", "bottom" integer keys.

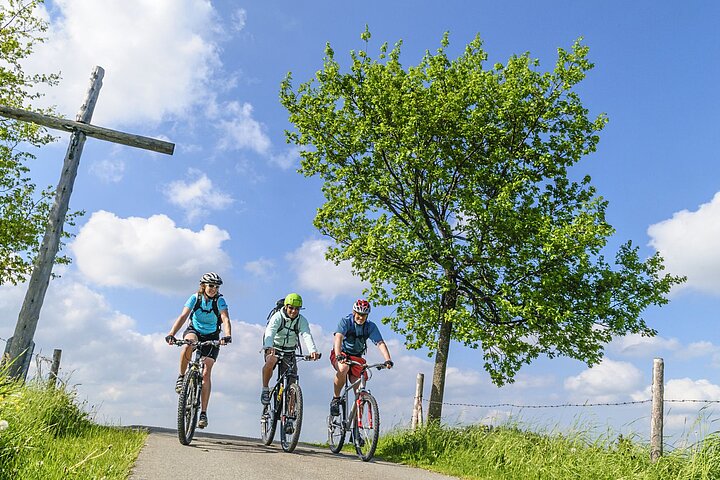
[
  {"left": 174, "top": 339, "right": 220, "bottom": 445},
  {"left": 261, "top": 352, "right": 319, "bottom": 453},
  {"left": 339, "top": 365, "right": 374, "bottom": 430},
  {"left": 328, "top": 359, "right": 387, "bottom": 461}
]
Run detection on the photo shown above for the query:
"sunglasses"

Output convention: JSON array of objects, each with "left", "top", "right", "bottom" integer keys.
[
  {"left": 205, "top": 284, "right": 220, "bottom": 289},
  {"left": 286, "top": 305, "right": 300, "bottom": 311}
]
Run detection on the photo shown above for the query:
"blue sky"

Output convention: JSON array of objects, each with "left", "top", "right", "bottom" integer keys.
[{"left": 2, "top": 0, "right": 720, "bottom": 444}]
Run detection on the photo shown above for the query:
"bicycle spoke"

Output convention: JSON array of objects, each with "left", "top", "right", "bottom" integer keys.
[
  {"left": 328, "top": 397, "right": 346, "bottom": 453},
  {"left": 354, "top": 393, "right": 380, "bottom": 461},
  {"left": 280, "top": 383, "right": 303, "bottom": 452}
]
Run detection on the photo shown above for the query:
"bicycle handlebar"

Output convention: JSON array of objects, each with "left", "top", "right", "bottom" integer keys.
[
  {"left": 269, "top": 352, "right": 322, "bottom": 361},
  {"left": 172, "top": 339, "right": 221, "bottom": 347},
  {"left": 343, "top": 359, "right": 390, "bottom": 371}
]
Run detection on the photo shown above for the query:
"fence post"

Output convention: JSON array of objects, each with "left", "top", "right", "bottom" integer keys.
[
  {"left": 48, "top": 349, "right": 62, "bottom": 388},
  {"left": 412, "top": 373, "right": 424, "bottom": 430},
  {"left": 650, "top": 357, "right": 664, "bottom": 462}
]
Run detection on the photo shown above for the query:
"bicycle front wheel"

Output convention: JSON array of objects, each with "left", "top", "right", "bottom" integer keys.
[
  {"left": 280, "top": 383, "right": 303, "bottom": 453},
  {"left": 353, "top": 392, "right": 380, "bottom": 461},
  {"left": 177, "top": 371, "right": 200, "bottom": 445},
  {"left": 328, "top": 398, "right": 346, "bottom": 453},
  {"left": 260, "top": 397, "right": 278, "bottom": 446}
]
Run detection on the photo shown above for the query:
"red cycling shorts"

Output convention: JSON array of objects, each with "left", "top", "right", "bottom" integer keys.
[{"left": 330, "top": 350, "right": 367, "bottom": 380}]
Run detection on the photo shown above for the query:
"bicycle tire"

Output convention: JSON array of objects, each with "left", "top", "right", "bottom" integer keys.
[
  {"left": 328, "top": 397, "right": 346, "bottom": 453},
  {"left": 280, "top": 383, "right": 303, "bottom": 452},
  {"left": 353, "top": 392, "right": 380, "bottom": 461},
  {"left": 260, "top": 388, "right": 279, "bottom": 445},
  {"left": 177, "top": 371, "right": 199, "bottom": 445}
]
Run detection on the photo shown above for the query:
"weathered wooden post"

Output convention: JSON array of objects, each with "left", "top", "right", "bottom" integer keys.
[
  {"left": 412, "top": 372, "right": 424, "bottom": 430},
  {"left": 650, "top": 357, "right": 664, "bottom": 462},
  {"left": 48, "top": 348, "right": 62, "bottom": 388},
  {"left": 1, "top": 66, "right": 174, "bottom": 379}
]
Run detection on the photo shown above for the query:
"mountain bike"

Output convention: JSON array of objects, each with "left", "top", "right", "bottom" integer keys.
[
  {"left": 260, "top": 352, "right": 320, "bottom": 452},
  {"left": 173, "top": 339, "right": 221, "bottom": 445},
  {"left": 328, "top": 359, "right": 389, "bottom": 461}
]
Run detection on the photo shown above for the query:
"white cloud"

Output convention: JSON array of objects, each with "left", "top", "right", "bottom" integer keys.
[
  {"left": 676, "top": 341, "right": 719, "bottom": 360},
  {"left": 70, "top": 210, "right": 231, "bottom": 294},
  {"left": 633, "top": 378, "right": 720, "bottom": 414},
  {"left": 609, "top": 333, "right": 680, "bottom": 358},
  {"left": 25, "top": 0, "right": 221, "bottom": 127},
  {"left": 244, "top": 258, "right": 275, "bottom": 279},
  {"left": 231, "top": 8, "right": 247, "bottom": 32},
  {"left": 648, "top": 192, "right": 720, "bottom": 295},
  {"left": 164, "top": 169, "right": 234, "bottom": 221},
  {"left": 286, "top": 239, "right": 369, "bottom": 302},
  {"left": 89, "top": 157, "right": 125, "bottom": 183},
  {"left": 269, "top": 147, "right": 300, "bottom": 170},
  {"left": 564, "top": 359, "right": 643, "bottom": 402},
  {"left": 217, "top": 101, "right": 271, "bottom": 155}
]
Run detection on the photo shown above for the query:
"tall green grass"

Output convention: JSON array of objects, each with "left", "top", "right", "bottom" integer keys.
[
  {"left": 377, "top": 423, "right": 720, "bottom": 479},
  {"left": 0, "top": 365, "right": 146, "bottom": 479}
]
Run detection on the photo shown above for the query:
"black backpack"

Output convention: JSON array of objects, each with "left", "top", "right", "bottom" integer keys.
[
  {"left": 266, "top": 297, "right": 301, "bottom": 352},
  {"left": 192, "top": 294, "right": 223, "bottom": 330},
  {"left": 344, "top": 317, "right": 369, "bottom": 355}
]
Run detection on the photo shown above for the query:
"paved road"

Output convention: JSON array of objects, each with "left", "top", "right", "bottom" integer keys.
[{"left": 129, "top": 427, "right": 459, "bottom": 480}]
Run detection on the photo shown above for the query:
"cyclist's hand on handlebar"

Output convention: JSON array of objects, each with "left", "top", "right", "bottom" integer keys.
[
  {"left": 221, "top": 336, "right": 232, "bottom": 345},
  {"left": 308, "top": 352, "right": 321, "bottom": 361},
  {"left": 384, "top": 360, "right": 394, "bottom": 369},
  {"left": 336, "top": 353, "right": 347, "bottom": 363},
  {"left": 165, "top": 334, "right": 176, "bottom": 345}
]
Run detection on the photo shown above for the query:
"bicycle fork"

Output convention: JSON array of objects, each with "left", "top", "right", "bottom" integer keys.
[{"left": 345, "top": 392, "right": 372, "bottom": 429}]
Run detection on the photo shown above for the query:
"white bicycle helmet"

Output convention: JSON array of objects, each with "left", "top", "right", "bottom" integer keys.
[
  {"left": 352, "top": 299, "right": 371, "bottom": 315},
  {"left": 200, "top": 272, "right": 223, "bottom": 286}
]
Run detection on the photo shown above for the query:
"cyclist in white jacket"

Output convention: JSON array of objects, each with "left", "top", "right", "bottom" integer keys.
[{"left": 261, "top": 293, "right": 320, "bottom": 404}]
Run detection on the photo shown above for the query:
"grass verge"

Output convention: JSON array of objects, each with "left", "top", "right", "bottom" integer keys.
[
  {"left": 376, "top": 423, "right": 720, "bottom": 480},
  {"left": 0, "top": 365, "right": 146, "bottom": 479}
]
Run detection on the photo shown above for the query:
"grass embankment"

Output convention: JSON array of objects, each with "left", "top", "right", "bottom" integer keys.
[
  {"left": 377, "top": 423, "right": 720, "bottom": 479},
  {"left": 0, "top": 367, "right": 146, "bottom": 480}
]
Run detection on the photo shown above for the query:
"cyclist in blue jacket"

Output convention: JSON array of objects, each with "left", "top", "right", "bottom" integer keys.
[
  {"left": 165, "top": 272, "right": 232, "bottom": 429},
  {"left": 330, "top": 299, "right": 393, "bottom": 416}
]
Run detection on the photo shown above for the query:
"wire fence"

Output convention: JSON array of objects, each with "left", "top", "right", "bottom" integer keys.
[
  {"left": 422, "top": 398, "right": 720, "bottom": 409},
  {"left": 0, "top": 336, "right": 55, "bottom": 373}
]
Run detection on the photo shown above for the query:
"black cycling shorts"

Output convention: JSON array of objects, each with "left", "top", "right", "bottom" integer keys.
[{"left": 183, "top": 324, "right": 220, "bottom": 360}]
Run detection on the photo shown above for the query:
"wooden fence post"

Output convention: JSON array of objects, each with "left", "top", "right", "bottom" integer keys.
[
  {"left": 48, "top": 349, "right": 62, "bottom": 388},
  {"left": 650, "top": 357, "right": 664, "bottom": 462},
  {"left": 412, "top": 373, "right": 424, "bottom": 430}
]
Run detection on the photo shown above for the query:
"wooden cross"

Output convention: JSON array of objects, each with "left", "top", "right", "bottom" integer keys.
[{"left": 0, "top": 66, "right": 175, "bottom": 379}]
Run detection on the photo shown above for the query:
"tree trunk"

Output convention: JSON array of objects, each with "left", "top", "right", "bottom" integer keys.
[{"left": 427, "top": 291, "right": 456, "bottom": 423}]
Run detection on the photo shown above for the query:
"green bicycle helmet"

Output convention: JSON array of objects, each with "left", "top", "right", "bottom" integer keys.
[{"left": 284, "top": 293, "right": 303, "bottom": 307}]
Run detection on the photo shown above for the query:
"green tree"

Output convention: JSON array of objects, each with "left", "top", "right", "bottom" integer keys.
[
  {"left": 0, "top": 0, "right": 77, "bottom": 286},
  {"left": 280, "top": 30, "right": 684, "bottom": 422}
]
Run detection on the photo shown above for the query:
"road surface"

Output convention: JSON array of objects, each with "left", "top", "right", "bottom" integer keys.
[{"left": 129, "top": 427, "right": 459, "bottom": 480}]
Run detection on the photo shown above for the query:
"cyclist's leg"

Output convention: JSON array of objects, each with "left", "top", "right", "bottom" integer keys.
[
  {"left": 201, "top": 356, "right": 215, "bottom": 412},
  {"left": 331, "top": 352, "right": 350, "bottom": 397},
  {"left": 198, "top": 334, "right": 220, "bottom": 412},
  {"left": 261, "top": 350, "right": 279, "bottom": 388}
]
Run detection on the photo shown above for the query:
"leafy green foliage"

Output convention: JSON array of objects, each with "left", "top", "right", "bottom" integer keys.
[
  {"left": 0, "top": 0, "right": 81, "bottom": 285},
  {"left": 280, "top": 30, "right": 684, "bottom": 386}
]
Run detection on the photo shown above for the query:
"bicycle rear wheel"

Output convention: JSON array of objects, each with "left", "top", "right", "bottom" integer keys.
[
  {"left": 353, "top": 392, "right": 380, "bottom": 461},
  {"left": 280, "top": 383, "right": 303, "bottom": 452},
  {"left": 260, "top": 391, "right": 278, "bottom": 445},
  {"left": 328, "top": 398, "right": 346, "bottom": 453},
  {"left": 177, "top": 371, "right": 199, "bottom": 445}
]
